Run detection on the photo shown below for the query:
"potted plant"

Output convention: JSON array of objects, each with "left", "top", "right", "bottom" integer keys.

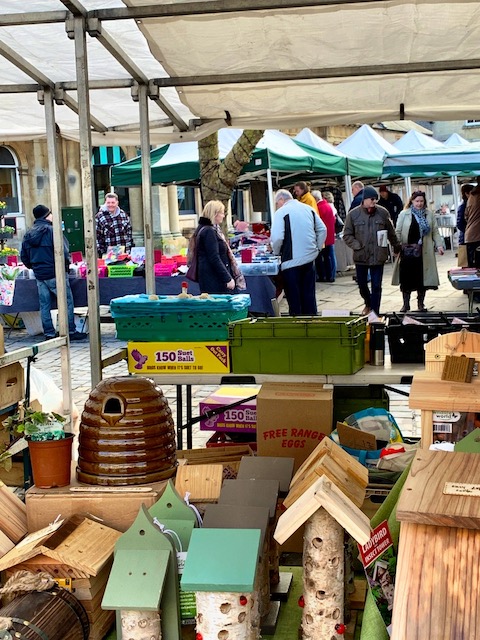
[
  {"left": 2, "top": 406, "right": 74, "bottom": 488},
  {"left": 0, "top": 225, "right": 15, "bottom": 240}
]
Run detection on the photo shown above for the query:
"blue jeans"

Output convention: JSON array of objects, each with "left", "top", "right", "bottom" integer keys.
[
  {"left": 355, "top": 264, "right": 384, "bottom": 314},
  {"left": 282, "top": 261, "right": 317, "bottom": 316},
  {"left": 36, "top": 277, "right": 76, "bottom": 336},
  {"left": 316, "top": 244, "right": 336, "bottom": 282}
]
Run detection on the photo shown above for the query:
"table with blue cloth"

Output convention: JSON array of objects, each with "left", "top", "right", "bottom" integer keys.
[{"left": 0, "top": 275, "right": 277, "bottom": 316}]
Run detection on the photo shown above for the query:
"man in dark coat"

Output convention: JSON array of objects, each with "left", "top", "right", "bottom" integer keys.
[
  {"left": 378, "top": 185, "right": 404, "bottom": 225},
  {"left": 20, "top": 204, "right": 87, "bottom": 341}
]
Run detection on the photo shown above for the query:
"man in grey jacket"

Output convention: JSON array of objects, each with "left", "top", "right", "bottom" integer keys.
[
  {"left": 271, "top": 189, "right": 326, "bottom": 315},
  {"left": 343, "top": 186, "right": 400, "bottom": 315}
]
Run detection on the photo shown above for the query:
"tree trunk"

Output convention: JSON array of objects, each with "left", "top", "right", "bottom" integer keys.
[
  {"left": 302, "top": 508, "right": 344, "bottom": 640},
  {"left": 196, "top": 591, "right": 253, "bottom": 640},
  {"left": 198, "top": 130, "right": 264, "bottom": 211}
]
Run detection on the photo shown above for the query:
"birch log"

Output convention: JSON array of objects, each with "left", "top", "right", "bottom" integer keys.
[
  {"left": 302, "top": 508, "right": 344, "bottom": 640},
  {"left": 196, "top": 592, "right": 252, "bottom": 640},
  {"left": 121, "top": 610, "right": 161, "bottom": 640}
]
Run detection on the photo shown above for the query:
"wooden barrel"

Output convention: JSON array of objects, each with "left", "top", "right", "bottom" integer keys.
[{"left": 0, "top": 588, "right": 89, "bottom": 640}]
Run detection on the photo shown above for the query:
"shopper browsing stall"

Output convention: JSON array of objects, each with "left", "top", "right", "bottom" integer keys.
[
  {"left": 192, "top": 200, "right": 246, "bottom": 294},
  {"left": 270, "top": 189, "right": 326, "bottom": 315},
  {"left": 391, "top": 190, "right": 445, "bottom": 312},
  {"left": 343, "top": 186, "right": 399, "bottom": 315},
  {"left": 20, "top": 204, "right": 87, "bottom": 342}
]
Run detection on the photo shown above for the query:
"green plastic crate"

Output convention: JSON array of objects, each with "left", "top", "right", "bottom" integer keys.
[
  {"left": 107, "top": 264, "right": 137, "bottom": 277},
  {"left": 114, "top": 307, "right": 248, "bottom": 341},
  {"left": 229, "top": 316, "right": 366, "bottom": 375}
]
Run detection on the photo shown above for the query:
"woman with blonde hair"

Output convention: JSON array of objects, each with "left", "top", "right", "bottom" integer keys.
[{"left": 190, "top": 200, "right": 246, "bottom": 294}]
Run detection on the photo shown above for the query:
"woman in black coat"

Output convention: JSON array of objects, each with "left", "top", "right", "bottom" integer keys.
[{"left": 194, "top": 200, "right": 241, "bottom": 294}]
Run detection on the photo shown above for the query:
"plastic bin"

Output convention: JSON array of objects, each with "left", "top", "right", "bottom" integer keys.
[
  {"left": 111, "top": 293, "right": 251, "bottom": 341},
  {"left": 332, "top": 385, "right": 389, "bottom": 429},
  {"left": 239, "top": 261, "right": 280, "bottom": 276},
  {"left": 385, "top": 312, "right": 480, "bottom": 363},
  {"left": 107, "top": 264, "right": 137, "bottom": 278},
  {"left": 229, "top": 316, "right": 366, "bottom": 375}
]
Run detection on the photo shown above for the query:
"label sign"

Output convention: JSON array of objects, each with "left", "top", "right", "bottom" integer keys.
[{"left": 444, "top": 482, "right": 480, "bottom": 497}]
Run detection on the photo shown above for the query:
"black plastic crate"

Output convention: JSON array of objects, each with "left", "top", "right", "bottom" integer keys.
[{"left": 385, "top": 312, "right": 480, "bottom": 363}]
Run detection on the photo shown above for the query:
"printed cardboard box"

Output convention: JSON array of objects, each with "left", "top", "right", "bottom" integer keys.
[
  {"left": 256, "top": 382, "right": 333, "bottom": 472},
  {"left": 127, "top": 341, "right": 230, "bottom": 374},
  {"left": 199, "top": 385, "right": 260, "bottom": 433}
]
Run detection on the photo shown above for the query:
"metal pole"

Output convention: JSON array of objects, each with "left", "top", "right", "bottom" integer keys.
[
  {"left": 451, "top": 175, "right": 460, "bottom": 213},
  {"left": 344, "top": 175, "right": 352, "bottom": 208},
  {"left": 72, "top": 15, "right": 102, "bottom": 386},
  {"left": 405, "top": 176, "right": 412, "bottom": 199},
  {"left": 138, "top": 83, "right": 154, "bottom": 295},
  {"left": 266, "top": 169, "right": 274, "bottom": 221},
  {"left": 43, "top": 87, "right": 73, "bottom": 425}
]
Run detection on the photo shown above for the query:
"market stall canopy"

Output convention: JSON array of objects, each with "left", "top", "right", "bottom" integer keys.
[
  {"left": 110, "top": 128, "right": 347, "bottom": 187},
  {"left": 393, "top": 130, "right": 445, "bottom": 152},
  {"left": 383, "top": 144, "right": 480, "bottom": 178},
  {"left": 336, "top": 125, "right": 398, "bottom": 177},
  {"left": 444, "top": 133, "right": 471, "bottom": 147},
  {"left": 3, "top": 2, "right": 480, "bottom": 144}
]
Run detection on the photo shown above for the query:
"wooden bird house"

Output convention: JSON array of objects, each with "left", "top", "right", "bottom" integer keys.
[
  {"left": 274, "top": 438, "right": 370, "bottom": 640},
  {"left": 0, "top": 515, "right": 121, "bottom": 640},
  {"left": 393, "top": 449, "right": 480, "bottom": 639}
]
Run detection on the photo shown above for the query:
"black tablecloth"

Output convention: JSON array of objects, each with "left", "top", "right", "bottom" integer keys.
[{"left": 0, "top": 275, "right": 276, "bottom": 316}]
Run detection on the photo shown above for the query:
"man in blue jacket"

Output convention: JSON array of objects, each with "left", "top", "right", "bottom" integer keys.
[
  {"left": 271, "top": 189, "right": 326, "bottom": 315},
  {"left": 20, "top": 204, "right": 87, "bottom": 341}
]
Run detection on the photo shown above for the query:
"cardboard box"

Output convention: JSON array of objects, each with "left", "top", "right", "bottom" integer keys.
[
  {"left": 25, "top": 478, "right": 168, "bottom": 533},
  {"left": 199, "top": 385, "right": 260, "bottom": 432},
  {"left": 0, "top": 362, "right": 24, "bottom": 412},
  {"left": 256, "top": 382, "right": 333, "bottom": 472},
  {"left": 127, "top": 341, "right": 230, "bottom": 374}
]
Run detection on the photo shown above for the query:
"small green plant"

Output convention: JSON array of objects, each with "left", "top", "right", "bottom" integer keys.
[
  {"left": 2, "top": 407, "right": 66, "bottom": 441},
  {"left": 0, "top": 225, "right": 14, "bottom": 234}
]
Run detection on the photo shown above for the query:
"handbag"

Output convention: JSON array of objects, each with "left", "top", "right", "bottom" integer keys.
[
  {"left": 185, "top": 227, "right": 205, "bottom": 282},
  {"left": 335, "top": 214, "right": 344, "bottom": 234},
  {"left": 401, "top": 243, "right": 422, "bottom": 259}
]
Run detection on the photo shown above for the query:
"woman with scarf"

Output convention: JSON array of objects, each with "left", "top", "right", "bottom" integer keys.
[
  {"left": 392, "top": 190, "right": 445, "bottom": 312},
  {"left": 193, "top": 200, "right": 246, "bottom": 294}
]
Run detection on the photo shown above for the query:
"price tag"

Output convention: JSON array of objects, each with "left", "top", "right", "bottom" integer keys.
[{"left": 443, "top": 482, "right": 480, "bottom": 496}]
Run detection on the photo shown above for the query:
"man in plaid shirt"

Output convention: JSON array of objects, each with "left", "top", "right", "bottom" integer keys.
[{"left": 95, "top": 193, "right": 133, "bottom": 257}]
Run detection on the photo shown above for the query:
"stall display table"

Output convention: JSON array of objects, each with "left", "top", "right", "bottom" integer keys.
[
  {"left": 0, "top": 275, "right": 277, "bottom": 317},
  {"left": 448, "top": 269, "right": 480, "bottom": 314}
]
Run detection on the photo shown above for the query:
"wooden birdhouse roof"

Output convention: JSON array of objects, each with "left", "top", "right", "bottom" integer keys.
[{"left": 0, "top": 515, "right": 121, "bottom": 577}]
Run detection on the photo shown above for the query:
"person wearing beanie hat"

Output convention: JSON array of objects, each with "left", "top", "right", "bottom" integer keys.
[
  {"left": 362, "top": 186, "right": 379, "bottom": 201},
  {"left": 33, "top": 204, "right": 51, "bottom": 220},
  {"left": 20, "top": 204, "right": 87, "bottom": 342},
  {"left": 343, "top": 186, "right": 400, "bottom": 315},
  {"left": 378, "top": 185, "right": 404, "bottom": 226}
]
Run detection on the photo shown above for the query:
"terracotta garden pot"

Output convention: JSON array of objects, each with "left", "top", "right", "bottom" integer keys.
[{"left": 28, "top": 433, "right": 74, "bottom": 488}]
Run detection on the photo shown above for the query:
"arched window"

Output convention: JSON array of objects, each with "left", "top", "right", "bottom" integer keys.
[{"left": 0, "top": 147, "right": 21, "bottom": 215}]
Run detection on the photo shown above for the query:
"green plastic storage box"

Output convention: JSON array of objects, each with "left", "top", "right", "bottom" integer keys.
[
  {"left": 229, "top": 316, "right": 366, "bottom": 375},
  {"left": 111, "top": 293, "right": 251, "bottom": 342}
]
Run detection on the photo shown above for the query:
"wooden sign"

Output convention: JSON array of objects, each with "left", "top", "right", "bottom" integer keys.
[
  {"left": 336, "top": 421, "right": 377, "bottom": 451},
  {"left": 441, "top": 354, "right": 476, "bottom": 382}
]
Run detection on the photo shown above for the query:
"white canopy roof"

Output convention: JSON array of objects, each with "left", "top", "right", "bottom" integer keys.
[
  {"left": 2, "top": 1, "right": 480, "bottom": 144},
  {"left": 337, "top": 124, "right": 398, "bottom": 160},
  {"left": 293, "top": 128, "right": 346, "bottom": 157},
  {"left": 393, "top": 129, "right": 445, "bottom": 152},
  {"left": 444, "top": 133, "right": 471, "bottom": 147}
]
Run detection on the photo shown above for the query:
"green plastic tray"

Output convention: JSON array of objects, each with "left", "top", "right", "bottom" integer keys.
[
  {"left": 229, "top": 316, "right": 366, "bottom": 375},
  {"left": 114, "top": 307, "right": 248, "bottom": 342}
]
